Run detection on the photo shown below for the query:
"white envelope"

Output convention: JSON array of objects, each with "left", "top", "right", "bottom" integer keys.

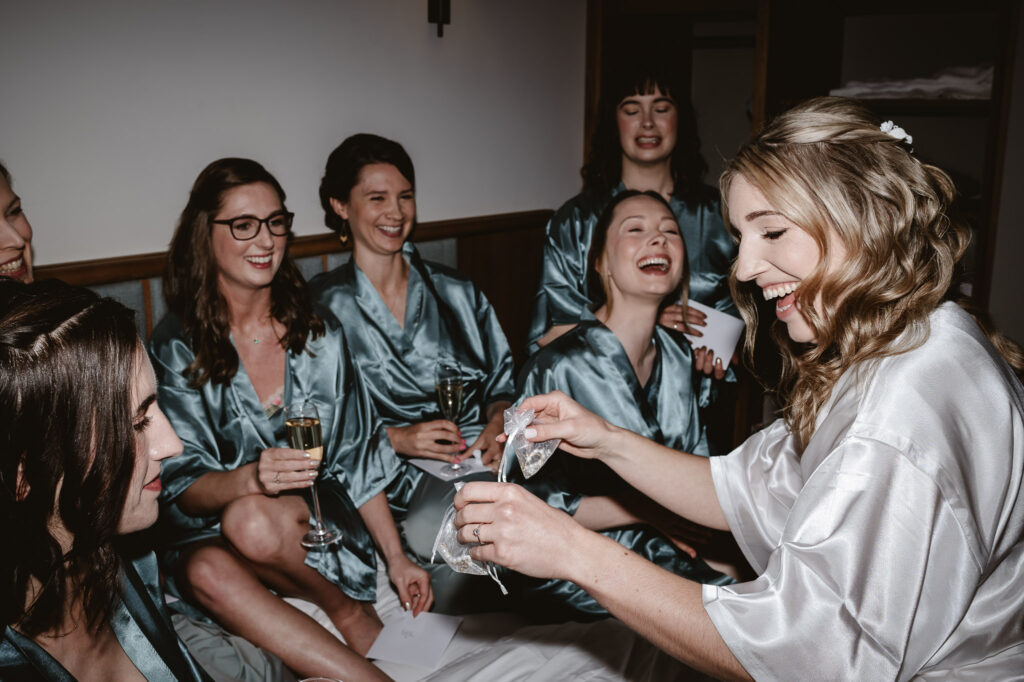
[
  {"left": 366, "top": 611, "right": 463, "bottom": 669},
  {"left": 681, "top": 300, "right": 744, "bottom": 365}
]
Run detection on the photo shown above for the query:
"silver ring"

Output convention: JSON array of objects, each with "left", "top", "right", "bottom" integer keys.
[
  {"left": 473, "top": 525, "right": 481, "bottom": 538},
  {"left": 273, "top": 472, "right": 280, "bottom": 484}
]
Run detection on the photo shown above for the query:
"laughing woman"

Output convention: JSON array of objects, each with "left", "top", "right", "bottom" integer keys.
[
  {"left": 527, "top": 64, "right": 735, "bottom": 363},
  {"left": 150, "top": 158, "right": 418, "bottom": 681},
  {"left": 0, "top": 161, "right": 34, "bottom": 283},
  {"left": 1, "top": 280, "right": 208, "bottom": 681},
  {"left": 516, "top": 190, "right": 731, "bottom": 618},
  {"left": 311, "top": 134, "right": 515, "bottom": 612},
  {"left": 455, "top": 98, "right": 1024, "bottom": 679}
]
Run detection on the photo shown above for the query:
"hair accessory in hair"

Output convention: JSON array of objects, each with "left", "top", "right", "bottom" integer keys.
[{"left": 880, "top": 120, "right": 913, "bottom": 145}]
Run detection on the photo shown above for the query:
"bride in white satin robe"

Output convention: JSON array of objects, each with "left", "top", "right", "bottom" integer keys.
[{"left": 449, "top": 97, "right": 1024, "bottom": 681}]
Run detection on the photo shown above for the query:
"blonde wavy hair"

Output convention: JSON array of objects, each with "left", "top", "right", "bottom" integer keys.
[{"left": 722, "top": 96, "right": 1023, "bottom": 449}]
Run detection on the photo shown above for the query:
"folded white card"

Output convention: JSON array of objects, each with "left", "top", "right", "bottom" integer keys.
[
  {"left": 366, "top": 610, "right": 463, "bottom": 668},
  {"left": 681, "top": 300, "right": 744, "bottom": 365}
]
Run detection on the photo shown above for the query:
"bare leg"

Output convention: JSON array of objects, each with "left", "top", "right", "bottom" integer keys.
[
  {"left": 177, "top": 498, "right": 389, "bottom": 681},
  {"left": 218, "top": 494, "right": 384, "bottom": 655},
  {"left": 180, "top": 542, "right": 389, "bottom": 681}
]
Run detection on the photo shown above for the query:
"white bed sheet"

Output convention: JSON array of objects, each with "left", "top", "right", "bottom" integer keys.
[{"left": 285, "top": 561, "right": 705, "bottom": 681}]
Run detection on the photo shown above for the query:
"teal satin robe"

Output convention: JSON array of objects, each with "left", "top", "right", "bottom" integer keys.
[
  {"left": 514, "top": 321, "right": 731, "bottom": 617},
  {"left": 310, "top": 243, "right": 516, "bottom": 522},
  {"left": 527, "top": 184, "right": 737, "bottom": 351},
  {"left": 149, "top": 311, "right": 398, "bottom": 604},
  {"left": 0, "top": 553, "right": 212, "bottom": 681}
]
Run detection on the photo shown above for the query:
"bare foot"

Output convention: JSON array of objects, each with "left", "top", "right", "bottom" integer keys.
[{"left": 331, "top": 601, "right": 383, "bottom": 656}]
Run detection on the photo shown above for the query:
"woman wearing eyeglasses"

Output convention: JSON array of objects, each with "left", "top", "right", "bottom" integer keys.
[{"left": 150, "top": 158, "right": 419, "bottom": 681}]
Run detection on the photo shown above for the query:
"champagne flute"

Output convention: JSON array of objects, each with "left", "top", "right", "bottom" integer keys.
[
  {"left": 285, "top": 400, "right": 342, "bottom": 549},
  {"left": 435, "top": 358, "right": 465, "bottom": 475}
]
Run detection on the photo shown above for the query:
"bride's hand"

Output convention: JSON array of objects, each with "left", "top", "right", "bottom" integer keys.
[
  {"left": 504, "top": 391, "right": 620, "bottom": 462},
  {"left": 454, "top": 481, "right": 583, "bottom": 580}
]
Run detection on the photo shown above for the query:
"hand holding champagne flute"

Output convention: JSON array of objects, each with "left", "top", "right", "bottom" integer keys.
[{"left": 285, "top": 400, "right": 342, "bottom": 548}]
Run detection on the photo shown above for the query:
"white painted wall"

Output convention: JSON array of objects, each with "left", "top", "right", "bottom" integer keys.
[{"left": 1, "top": 0, "right": 587, "bottom": 266}]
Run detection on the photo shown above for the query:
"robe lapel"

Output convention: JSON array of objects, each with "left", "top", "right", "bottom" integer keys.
[
  {"left": 584, "top": 322, "right": 666, "bottom": 443},
  {"left": 227, "top": 336, "right": 277, "bottom": 451}
]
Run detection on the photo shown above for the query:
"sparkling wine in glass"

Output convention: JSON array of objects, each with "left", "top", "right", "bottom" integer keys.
[
  {"left": 435, "top": 359, "right": 466, "bottom": 475},
  {"left": 285, "top": 400, "right": 342, "bottom": 549}
]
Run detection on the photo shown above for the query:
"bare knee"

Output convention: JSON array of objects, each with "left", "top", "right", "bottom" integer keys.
[
  {"left": 182, "top": 544, "right": 248, "bottom": 609},
  {"left": 221, "top": 494, "right": 303, "bottom": 564}
]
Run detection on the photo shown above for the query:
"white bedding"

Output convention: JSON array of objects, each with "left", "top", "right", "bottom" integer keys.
[{"left": 285, "top": 562, "right": 705, "bottom": 681}]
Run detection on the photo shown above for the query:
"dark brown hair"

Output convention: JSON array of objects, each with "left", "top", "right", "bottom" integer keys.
[
  {"left": 163, "top": 158, "right": 323, "bottom": 387},
  {"left": 587, "top": 189, "right": 689, "bottom": 313},
  {"left": 0, "top": 279, "right": 139, "bottom": 636},
  {"left": 582, "top": 62, "right": 712, "bottom": 205},
  {"left": 319, "top": 133, "right": 416, "bottom": 240}
]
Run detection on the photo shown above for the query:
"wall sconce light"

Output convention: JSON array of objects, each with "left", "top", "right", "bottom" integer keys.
[{"left": 428, "top": 0, "right": 450, "bottom": 37}]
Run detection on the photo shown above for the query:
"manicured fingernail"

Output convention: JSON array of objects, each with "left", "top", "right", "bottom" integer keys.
[
  {"left": 308, "top": 471, "right": 317, "bottom": 478},
  {"left": 403, "top": 601, "right": 411, "bottom": 611},
  {"left": 524, "top": 427, "right": 537, "bottom": 438},
  {"left": 304, "top": 452, "right": 311, "bottom": 458}
]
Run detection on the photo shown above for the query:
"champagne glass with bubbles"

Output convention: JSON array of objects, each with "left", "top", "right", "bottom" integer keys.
[
  {"left": 435, "top": 358, "right": 466, "bottom": 475},
  {"left": 285, "top": 400, "right": 342, "bottom": 548}
]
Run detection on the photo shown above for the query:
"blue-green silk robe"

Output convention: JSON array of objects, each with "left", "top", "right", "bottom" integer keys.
[
  {"left": 515, "top": 321, "right": 730, "bottom": 615},
  {"left": 310, "top": 243, "right": 516, "bottom": 522},
  {"left": 0, "top": 553, "right": 212, "bottom": 681},
  {"left": 528, "top": 185, "right": 737, "bottom": 351},
  {"left": 149, "top": 311, "right": 398, "bottom": 603}
]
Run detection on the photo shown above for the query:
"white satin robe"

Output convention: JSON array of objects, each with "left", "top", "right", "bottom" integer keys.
[{"left": 704, "top": 303, "right": 1024, "bottom": 679}]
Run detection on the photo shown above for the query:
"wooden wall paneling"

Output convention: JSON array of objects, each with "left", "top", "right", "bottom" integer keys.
[
  {"left": 34, "top": 211, "right": 553, "bottom": 285},
  {"left": 455, "top": 220, "right": 548, "bottom": 369},
  {"left": 34, "top": 209, "right": 553, "bottom": 353}
]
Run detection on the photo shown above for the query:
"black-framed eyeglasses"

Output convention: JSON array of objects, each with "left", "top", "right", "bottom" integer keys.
[{"left": 211, "top": 211, "right": 294, "bottom": 241}]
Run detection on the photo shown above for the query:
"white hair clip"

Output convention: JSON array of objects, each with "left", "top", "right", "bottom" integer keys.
[{"left": 880, "top": 120, "right": 913, "bottom": 145}]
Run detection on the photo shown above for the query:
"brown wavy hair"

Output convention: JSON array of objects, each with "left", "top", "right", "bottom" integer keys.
[
  {"left": 722, "top": 97, "right": 1024, "bottom": 449},
  {"left": 164, "top": 158, "right": 324, "bottom": 387},
  {"left": 0, "top": 279, "right": 138, "bottom": 636}
]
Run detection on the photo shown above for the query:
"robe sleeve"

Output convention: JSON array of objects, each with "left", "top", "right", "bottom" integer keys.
[
  {"left": 473, "top": 286, "right": 516, "bottom": 408},
  {"left": 704, "top": 433, "right": 980, "bottom": 680},
  {"left": 527, "top": 204, "right": 591, "bottom": 350},
  {"left": 514, "top": 354, "right": 584, "bottom": 515},
  {"left": 305, "top": 325, "right": 402, "bottom": 508},
  {"left": 148, "top": 334, "right": 232, "bottom": 505}
]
